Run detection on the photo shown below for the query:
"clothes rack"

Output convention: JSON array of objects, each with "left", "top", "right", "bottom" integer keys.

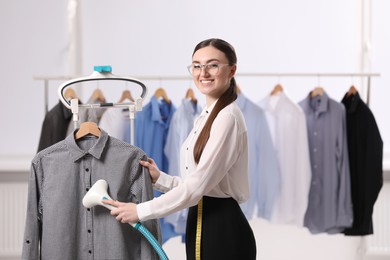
[{"left": 36, "top": 72, "right": 380, "bottom": 114}]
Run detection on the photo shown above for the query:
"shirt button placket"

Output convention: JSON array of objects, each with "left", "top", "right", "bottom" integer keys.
[
  {"left": 84, "top": 157, "right": 94, "bottom": 259},
  {"left": 312, "top": 127, "right": 320, "bottom": 184}
]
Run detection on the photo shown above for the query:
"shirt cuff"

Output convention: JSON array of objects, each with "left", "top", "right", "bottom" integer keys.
[
  {"left": 153, "top": 171, "right": 172, "bottom": 193},
  {"left": 137, "top": 201, "right": 153, "bottom": 222}
]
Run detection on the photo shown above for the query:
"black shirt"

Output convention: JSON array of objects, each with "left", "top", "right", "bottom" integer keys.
[
  {"left": 341, "top": 92, "right": 383, "bottom": 236},
  {"left": 37, "top": 100, "right": 73, "bottom": 152}
]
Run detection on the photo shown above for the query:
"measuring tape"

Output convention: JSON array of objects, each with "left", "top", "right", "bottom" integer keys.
[{"left": 195, "top": 198, "right": 203, "bottom": 260}]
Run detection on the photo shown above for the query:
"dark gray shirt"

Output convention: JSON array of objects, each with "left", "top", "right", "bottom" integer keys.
[
  {"left": 37, "top": 100, "right": 73, "bottom": 152},
  {"left": 299, "top": 92, "right": 353, "bottom": 234},
  {"left": 22, "top": 130, "right": 160, "bottom": 260}
]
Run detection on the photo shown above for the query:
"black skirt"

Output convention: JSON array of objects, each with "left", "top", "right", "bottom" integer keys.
[{"left": 185, "top": 196, "right": 257, "bottom": 260}]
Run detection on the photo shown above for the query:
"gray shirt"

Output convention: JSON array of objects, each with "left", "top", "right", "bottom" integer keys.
[
  {"left": 22, "top": 130, "right": 160, "bottom": 260},
  {"left": 299, "top": 92, "right": 353, "bottom": 234}
]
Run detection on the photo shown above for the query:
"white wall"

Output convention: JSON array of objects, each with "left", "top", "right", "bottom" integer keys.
[
  {"left": 371, "top": 0, "right": 390, "bottom": 166},
  {"left": 1, "top": 0, "right": 388, "bottom": 156},
  {"left": 1, "top": 1, "right": 389, "bottom": 259}
]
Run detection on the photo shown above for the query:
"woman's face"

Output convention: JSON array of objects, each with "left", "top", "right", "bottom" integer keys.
[{"left": 191, "top": 46, "right": 236, "bottom": 103}]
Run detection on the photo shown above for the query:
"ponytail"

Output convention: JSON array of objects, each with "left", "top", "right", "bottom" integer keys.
[{"left": 193, "top": 78, "right": 237, "bottom": 164}]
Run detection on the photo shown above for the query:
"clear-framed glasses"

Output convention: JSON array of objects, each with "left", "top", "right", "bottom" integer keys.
[{"left": 187, "top": 63, "right": 230, "bottom": 76}]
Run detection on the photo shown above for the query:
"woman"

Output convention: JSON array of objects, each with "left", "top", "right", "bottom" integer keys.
[{"left": 104, "top": 38, "right": 257, "bottom": 260}]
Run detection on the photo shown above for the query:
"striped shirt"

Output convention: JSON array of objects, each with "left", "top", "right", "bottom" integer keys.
[{"left": 299, "top": 92, "right": 353, "bottom": 234}]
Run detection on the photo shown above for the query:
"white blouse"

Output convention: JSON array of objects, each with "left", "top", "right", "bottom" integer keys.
[{"left": 137, "top": 100, "right": 249, "bottom": 221}]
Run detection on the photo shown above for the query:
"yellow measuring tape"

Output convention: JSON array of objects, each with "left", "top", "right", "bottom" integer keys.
[{"left": 195, "top": 198, "right": 203, "bottom": 260}]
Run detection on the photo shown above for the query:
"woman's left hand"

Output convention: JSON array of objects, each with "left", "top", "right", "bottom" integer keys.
[{"left": 102, "top": 200, "right": 139, "bottom": 224}]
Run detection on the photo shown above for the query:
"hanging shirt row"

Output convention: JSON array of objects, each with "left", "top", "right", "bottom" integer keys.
[{"left": 244, "top": 85, "right": 383, "bottom": 236}]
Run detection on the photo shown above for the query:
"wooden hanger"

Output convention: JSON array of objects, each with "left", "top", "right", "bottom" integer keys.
[
  {"left": 270, "top": 84, "right": 283, "bottom": 95},
  {"left": 310, "top": 87, "right": 325, "bottom": 98},
  {"left": 185, "top": 88, "right": 197, "bottom": 104},
  {"left": 75, "top": 122, "right": 101, "bottom": 139},
  {"left": 154, "top": 87, "right": 171, "bottom": 104},
  {"left": 64, "top": 87, "right": 77, "bottom": 100},
  {"left": 118, "top": 89, "right": 134, "bottom": 102},
  {"left": 347, "top": 85, "right": 358, "bottom": 96},
  {"left": 91, "top": 88, "right": 106, "bottom": 103}
]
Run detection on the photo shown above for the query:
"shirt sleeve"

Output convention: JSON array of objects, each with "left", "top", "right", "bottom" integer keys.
[
  {"left": 257, "top": 113, "right": 280, "bottom": 220},
  {"left": 132, "top": 154, "right": 162, "bottom": 260},
  {"left": 335, "top": 106, "right": 353, "bottom": 227},
  {"left": 137, "top": 112, "right": 244, "bottom": 221},
  {"left": 21, "top": 162, "right": 42, "bottom": 260},
  {"left": 152, "top": 171, "right": 183, "bottom": 193}
]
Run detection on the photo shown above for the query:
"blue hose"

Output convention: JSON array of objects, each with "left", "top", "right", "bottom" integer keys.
[
  {"left": 99, "top": 196, "right": 169, "bottom": 259},
  {"left": 135, "top": 222, "right": 169, "bottom": 260}
]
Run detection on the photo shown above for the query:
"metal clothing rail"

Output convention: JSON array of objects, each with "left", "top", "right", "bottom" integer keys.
[
  {"left": 237, "top": 72, "right": 381, "bottom": 77},
  {"left": 237, "top": 72, "right": 381, "bottom": 106},
  {"left": 35, "top": 72, "right": 381, "bottom": 113}
]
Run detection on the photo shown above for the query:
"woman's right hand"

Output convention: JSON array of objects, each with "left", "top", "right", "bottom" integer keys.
[{"left": 139, "top": 157, "right": 160, "bottom": 184}]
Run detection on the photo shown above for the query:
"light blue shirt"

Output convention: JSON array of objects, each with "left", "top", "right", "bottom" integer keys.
[
  {"left": 134, "top": 96, "right": 176, "bottom": 172},
  {"left": 236, "top": 93, "right": 281, "bottom": 220},
  {"left": 164, "top": 98, "right": 202, "bottom": 177},
  {"left": 299, "top": 92, "right": 353, "bottom": 234},
  {"left": 133, "top": 95, "right": 177, "bottom": 243},
  {"left": 163, "top": 98, "right": 201, "bottom": 234}
]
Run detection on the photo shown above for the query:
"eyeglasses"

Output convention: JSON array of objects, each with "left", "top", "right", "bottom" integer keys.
[{"left": 187, "top": 63, "right": 230, "bottom": 76}]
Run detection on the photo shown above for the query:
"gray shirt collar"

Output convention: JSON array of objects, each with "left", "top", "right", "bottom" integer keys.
[
  {"left": 65, "top": 129, "right": 109, "bottom": 162},
  {"left": 301, "top": 91, "right": 329, "bottom": 118}
]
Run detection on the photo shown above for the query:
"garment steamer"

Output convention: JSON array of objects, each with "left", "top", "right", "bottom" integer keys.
[
  {"left": 83, "top": 179, "right": 169, "bottom": 260},
  {"left": 58, "top": 66, "right": 169, "bottom": 259}
]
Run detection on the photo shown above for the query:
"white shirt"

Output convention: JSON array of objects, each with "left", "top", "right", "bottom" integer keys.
[
  {"left": 258, "top": 91, "right": 312, "bottom": 226},
  {"left": 98, "top": 108, "right": 130, "bottom": 142},
  {"left": 137, "top": 100, "right": 249, "bottom": 221}
]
